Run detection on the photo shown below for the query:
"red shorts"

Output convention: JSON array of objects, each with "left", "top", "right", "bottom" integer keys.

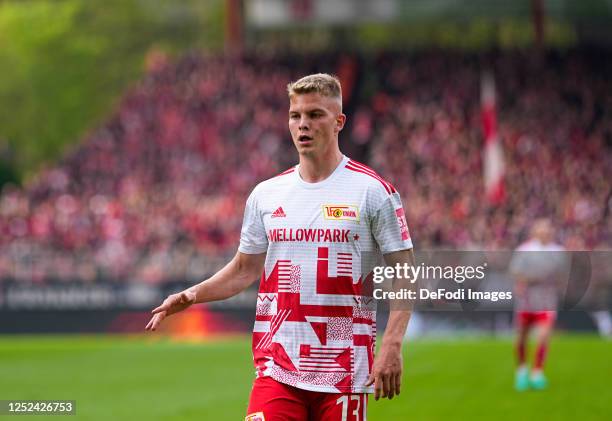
[
  {"left": 516, "top": 311, "right": 556, "bottom": 328},
  {"left": 246, "top": 376, "right": 368, "bottom": 421}
]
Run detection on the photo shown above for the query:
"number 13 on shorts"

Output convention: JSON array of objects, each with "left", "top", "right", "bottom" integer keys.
[{"left": 335, "top": 394, "right": 367, "bottom": 421}]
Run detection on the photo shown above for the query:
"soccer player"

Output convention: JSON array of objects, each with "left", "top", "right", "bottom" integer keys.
[
  {"left": 510, "top": 218, "right": 566, "bottom": 391},
  {"left": 146, "top": 73, "right": 415, "bottom": 420}
]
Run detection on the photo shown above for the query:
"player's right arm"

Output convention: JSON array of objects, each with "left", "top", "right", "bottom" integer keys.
[
  {"left": 147, "top": 182, "right": 268, "bottom": 331},
  {"left": 145, "top": 251, "right": 265, "bottom": 331}
]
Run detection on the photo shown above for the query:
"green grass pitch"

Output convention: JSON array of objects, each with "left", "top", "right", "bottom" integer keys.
[{"left": 0, "top": 335, "right": 609, "bottom": 420}]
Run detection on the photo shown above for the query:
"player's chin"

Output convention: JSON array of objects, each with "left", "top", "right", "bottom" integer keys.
[{"left": 294, "top": 142, "right": 315, "bottom": 154}]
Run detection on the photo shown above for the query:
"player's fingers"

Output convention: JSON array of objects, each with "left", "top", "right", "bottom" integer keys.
[
  {"left": 374, "top": 376, "right": 382, "bottom": 401},
  {"left": 149, "top": 312, "right": 166, "bottom": 331},
  {"left": 382, "top": 372, "right": 392, "bottom": 399},
  {"left": 146, "top": 312, "right": 163, "bottom": 330},
  {"left": 394, "top": 371, "right": 402, "bottom": 395},
  {"left": 145, "top": 316, "right": 155, "bottom": 331},
  {"left": 156, "top": 312, "right": 167, "bottom": 327},
  {"left": 388, "top": 372, "right": 400, "bottom": 399},
  {"left": 146, "top": 314, "right": 158, "bottom": 331},
  {"left": 387, "top": 374, "right": 396, "bottom": 400},
  {"left": 145, "top": 317, "right": 154, "bottom": 331}
]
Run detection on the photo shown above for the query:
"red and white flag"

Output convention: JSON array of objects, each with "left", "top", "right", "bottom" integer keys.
[{"left": 481, "top": 71, "right": 505, "bottom": 205}]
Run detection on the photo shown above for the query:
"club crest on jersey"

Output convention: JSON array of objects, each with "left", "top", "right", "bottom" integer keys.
[{"left": 323, "top": 205, "right": 360, "bottom": 222}]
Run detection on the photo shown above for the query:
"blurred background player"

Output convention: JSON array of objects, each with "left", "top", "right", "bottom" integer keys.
[{"left": 510, "top": 218, "right": 568, "bottom": 391}]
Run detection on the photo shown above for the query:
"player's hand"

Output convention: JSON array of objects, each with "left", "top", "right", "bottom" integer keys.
[
  {"left": 145, "top": 289, "right": 197, "bottom": 331},
  {"left": 365, "top": 343, "right": 403, "bottom": 400}
]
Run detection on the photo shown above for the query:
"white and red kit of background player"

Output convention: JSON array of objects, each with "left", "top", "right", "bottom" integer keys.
[
  {"left": 510, "top": 239, "right": 567, "bottom": 327},
  {"left": 239, "top": 155, "right": 413, "bottom": 395}
]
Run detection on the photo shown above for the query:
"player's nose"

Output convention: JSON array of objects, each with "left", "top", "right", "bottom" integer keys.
[{"left": 298, "top": 117, "right": 310, "bottom": 130}]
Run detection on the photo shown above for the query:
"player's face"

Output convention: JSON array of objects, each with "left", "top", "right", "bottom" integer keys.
[
  {"left": 288, "top": 92, "right": 345, "bottom": 157},
  {"left": 533, "top": 220, "right": 553, "bottom": 243}
]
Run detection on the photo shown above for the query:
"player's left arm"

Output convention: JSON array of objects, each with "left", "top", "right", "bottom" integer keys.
[{"left": 366, "top": 247, "right": 415, "bottom": 401}]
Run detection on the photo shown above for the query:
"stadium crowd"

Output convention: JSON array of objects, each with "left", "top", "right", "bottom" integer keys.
[{"left": 0, "top": 49, "right": 610, "bottom": 282}]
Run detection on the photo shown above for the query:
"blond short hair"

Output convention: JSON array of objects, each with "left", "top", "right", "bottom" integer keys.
[{"left": 287, "top": 73, "right": 342, "bottom": 103}]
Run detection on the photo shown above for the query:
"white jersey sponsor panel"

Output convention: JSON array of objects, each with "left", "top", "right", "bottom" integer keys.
[{"left": 239, "top": 156, "right": 412, "bottom": 393}]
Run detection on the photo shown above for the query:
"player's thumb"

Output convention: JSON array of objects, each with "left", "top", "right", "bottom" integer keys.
[
  {"left": 151, "top": 303, "right": 169, "bottom": 314},
  {"left": 365, "top": 374, "right": 375, "bottom": 387},
  {"left": 152, "top": 295, "right": 179, "bottom": 314}
]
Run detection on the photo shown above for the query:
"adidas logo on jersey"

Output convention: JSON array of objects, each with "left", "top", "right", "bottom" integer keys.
[{"left": 271, "top": 207, "right": 286, "bottom": 218}]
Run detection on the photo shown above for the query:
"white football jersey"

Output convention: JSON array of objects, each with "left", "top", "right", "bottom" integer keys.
[
  {"left": 510, "top": 239, "right": 568, "bottom": 311},
  {"left": 239, "top": 155, "right": 413, "bottom": 393}
]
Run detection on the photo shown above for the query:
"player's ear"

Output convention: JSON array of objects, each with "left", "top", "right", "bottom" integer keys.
[{"left": 336, "top": 113, "right": 346, "bottom": 133}]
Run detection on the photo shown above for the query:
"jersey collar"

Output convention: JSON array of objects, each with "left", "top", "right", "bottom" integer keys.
[{"left": 294, "top": 155, "right": 349, "bottom": 190}]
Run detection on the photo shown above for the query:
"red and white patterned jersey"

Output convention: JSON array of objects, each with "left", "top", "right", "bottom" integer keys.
[{"left": 239, "top": 155, "right": 413, "bottom": 394}]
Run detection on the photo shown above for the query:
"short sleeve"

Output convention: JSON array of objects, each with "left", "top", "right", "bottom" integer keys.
[
  {"left": 371, "top": 192, "right": 413, "bottom": 254},
  {"left": 238, "top": 187, "right": 268, "bottom": 254}
]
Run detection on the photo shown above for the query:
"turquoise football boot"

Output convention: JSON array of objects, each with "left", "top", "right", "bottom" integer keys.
[
  {"left": 515, "top": 367, "right": 530, "bottom": 391},
  {"left": 530, "top": 372, "right": 548, "bottom": 390}
]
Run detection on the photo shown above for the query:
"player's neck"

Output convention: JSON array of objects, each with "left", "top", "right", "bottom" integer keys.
[{"left": 298, "top": 149, "right": 343, "bottom": 183}]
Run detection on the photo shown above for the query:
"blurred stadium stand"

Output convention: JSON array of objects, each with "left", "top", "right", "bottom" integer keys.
[{"left": 1, "top": 50, "right": 609, "bottom": 283}]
